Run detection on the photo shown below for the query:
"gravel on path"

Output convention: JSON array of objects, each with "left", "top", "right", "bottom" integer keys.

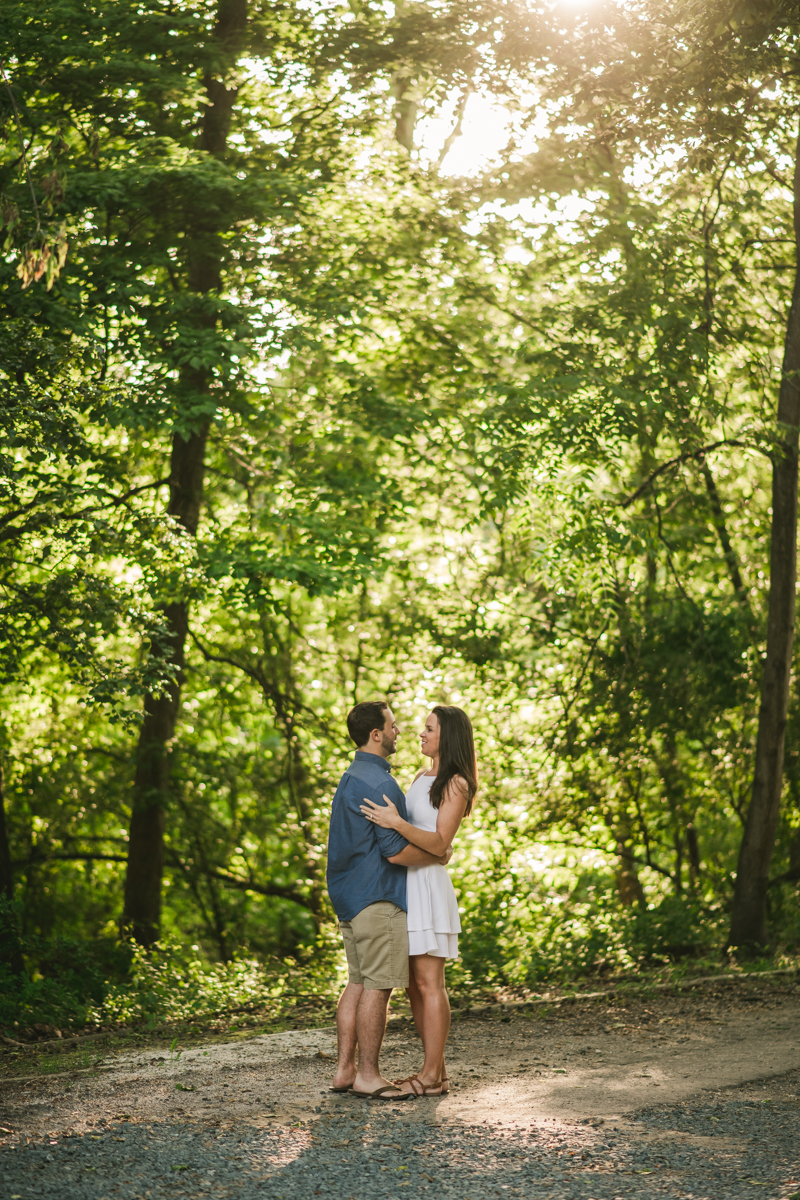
[
  {"left": 2, "top": 983, "right": 799, "bottom": 1200},
  {"left": 1, "top": 1069, "right": 799, "bottom": 1200}
]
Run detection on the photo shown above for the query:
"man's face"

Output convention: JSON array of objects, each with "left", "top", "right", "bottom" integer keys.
[{"left": 380, "top": 708, "right": 400, "bottom": 756}]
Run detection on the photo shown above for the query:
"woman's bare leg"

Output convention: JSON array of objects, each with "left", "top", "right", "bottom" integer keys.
[
  {"left": 399, "top": 954, "right": 449, "bottom": 1091},
  {"left": 405, "top": 968, "right": 448, "bottom": 1086},
  {"left": 406, "top": 970, "right": 425, "bottom": 1046}
]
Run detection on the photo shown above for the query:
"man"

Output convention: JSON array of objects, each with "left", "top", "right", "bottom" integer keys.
[{"left": 327, "top": 699, "right": 451, "bottom": 1099}]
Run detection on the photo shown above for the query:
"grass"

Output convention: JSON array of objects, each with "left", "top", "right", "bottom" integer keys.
[{"left": 34, "top": 1049, "right": 103, "bottom": 1075}]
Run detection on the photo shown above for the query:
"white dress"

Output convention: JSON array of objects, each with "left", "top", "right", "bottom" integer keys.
[{"left": 405, "top": 774, "right": 461, "bottom": 958}]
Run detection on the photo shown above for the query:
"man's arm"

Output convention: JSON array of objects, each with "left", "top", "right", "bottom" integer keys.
[{"left": 387, "top": 845, "right": 452, "bottom": 867}]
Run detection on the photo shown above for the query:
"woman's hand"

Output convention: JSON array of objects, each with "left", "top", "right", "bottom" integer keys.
[{"left": 360, "top": 794, "right": 402, "bottom": 830}]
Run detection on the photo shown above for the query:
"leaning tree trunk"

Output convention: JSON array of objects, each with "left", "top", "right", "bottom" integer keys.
[
  {"left": 728, "top": 122, "right": 800, "bottom": 954},
  {"left": 122, "top": 0, "right": 248, "bottom": 946}
]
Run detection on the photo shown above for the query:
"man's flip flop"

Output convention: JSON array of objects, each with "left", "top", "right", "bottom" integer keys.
[
  {"left": 328, "top": 1085, "right": 352, "bottom": 1093},
  {"left": 349, "top": 1085, "right": 414, "bottom": 1101}
]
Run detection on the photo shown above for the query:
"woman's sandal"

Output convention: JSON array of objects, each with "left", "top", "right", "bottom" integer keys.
[
  {"left": 350, "top": 1084, "right": 414, "bottom": 1101},
  {"left": 440, "top": 1071, "right": 450, "bottom": 1095},
  {"left": 395, "top": 1074, "right": 443, "bottom": 1097}
]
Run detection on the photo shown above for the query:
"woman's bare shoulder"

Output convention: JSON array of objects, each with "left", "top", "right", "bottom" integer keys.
[{"left": 444, "top": 775, "right": 469, "bottom": 802}]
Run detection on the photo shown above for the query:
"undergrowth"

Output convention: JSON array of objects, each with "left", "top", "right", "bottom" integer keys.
[{"left": 1, "top": 893, "right": 797, "bottom": 1039}]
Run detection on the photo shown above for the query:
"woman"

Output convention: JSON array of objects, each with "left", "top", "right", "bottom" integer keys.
[{"left": 360, "top": 704, "right": 477, "bottom": 1097}]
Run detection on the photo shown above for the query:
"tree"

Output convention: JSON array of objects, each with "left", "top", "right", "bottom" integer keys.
[{"left": 121, "top": 0, "right": 249, "bottom": 947}]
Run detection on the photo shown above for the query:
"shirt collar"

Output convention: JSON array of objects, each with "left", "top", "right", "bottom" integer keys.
[{"left": 353, "top": 750, "right": 393, "bottom": 773}]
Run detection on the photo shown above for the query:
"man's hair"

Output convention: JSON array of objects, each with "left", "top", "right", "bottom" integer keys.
[{"left": 347, "top": 700, "right": 389, "bottom": 748}]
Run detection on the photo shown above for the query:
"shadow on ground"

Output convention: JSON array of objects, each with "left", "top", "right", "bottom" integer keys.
[{"left": 2, "top": 1072, "right": 799, "bottom": 1200}]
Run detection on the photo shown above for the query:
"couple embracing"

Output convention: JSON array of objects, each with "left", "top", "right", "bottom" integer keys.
[{"left": 326, "top": 699, "right": 477, "bottom": 1100}]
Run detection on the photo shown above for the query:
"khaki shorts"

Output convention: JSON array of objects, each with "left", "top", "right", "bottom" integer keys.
[{"left": 339, "top": 901, "right": 409, "bottom": 990}]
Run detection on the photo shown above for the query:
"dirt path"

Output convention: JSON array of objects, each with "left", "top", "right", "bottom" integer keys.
[{"left": 1, "top": 981, "right": 799, "bottom": 1200}]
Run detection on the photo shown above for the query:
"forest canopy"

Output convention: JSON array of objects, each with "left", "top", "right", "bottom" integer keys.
[{"left": 1, "top": 0, "right": 799, "bottom": 1033}]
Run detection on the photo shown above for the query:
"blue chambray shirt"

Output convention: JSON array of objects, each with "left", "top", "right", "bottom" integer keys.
[{"left": 326, "top": 750, "right": 410, "bottom": 922}]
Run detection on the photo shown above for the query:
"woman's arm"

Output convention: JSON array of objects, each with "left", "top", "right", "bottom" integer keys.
[
  {"left": 387, "top": 844, "right": 454, "bottom": 867},
  {"left": 361, "top": 777, "right": 468, "bottom": 856}
]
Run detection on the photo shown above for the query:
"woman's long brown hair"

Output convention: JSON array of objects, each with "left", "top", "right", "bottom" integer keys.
[{"left": 429, "top": 705, "right": 478, "bottom": 814}]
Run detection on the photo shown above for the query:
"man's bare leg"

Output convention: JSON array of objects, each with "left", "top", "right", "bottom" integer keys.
[
  {"left": 332, "top": 981, "right": 362, "bottom": 1089},
  {"left": 352, "top": 987, "right": 400, "bottom": 1094}
]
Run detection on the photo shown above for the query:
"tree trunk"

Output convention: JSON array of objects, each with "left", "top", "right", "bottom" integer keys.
[
  {"left": 789, "top": 824, "right": 800, "bottom": 883},
  {"left": 391, "top": 74, "right": 417, "bottom": 150},
  {"left": 728, "top": 122, "right": 800, "bottom": 954},
  {"left": 0, "top": 761, "right": 24, "bottom": 973},
  {"left": 672, "top": 830, "right": 684, "bottom": 896},
  {"left": 701, "top": 462, "right": 749, "bottom": 610},
  {"left": 615, "top": 844, "right": 645, "bottom": 906},
  {"left": 615, "top": 846, "right": 645, "bottom": 905},
  {"left": 686, "top": 822, "right": 701, "bottom": 890},
  {"left": 122, "top": 433, "right": 207, "bottom": 944},
  {"left": 0, "top": 763, "right": 12, "bottom": 905},
  {"left": 122, "top": 0, "right": 247, "bottom": 946},
  {"left": 614, "top": 808, "right": 645, "bottom": 906}
]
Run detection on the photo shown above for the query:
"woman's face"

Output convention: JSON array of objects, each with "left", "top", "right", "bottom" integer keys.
[{"left": 420, "top": 711, "right": 440, "bottom": 760}]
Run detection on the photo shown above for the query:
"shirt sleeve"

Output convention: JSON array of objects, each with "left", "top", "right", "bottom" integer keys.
[{"left": 369, "top": 778, "right": 409, "bottom": 860}]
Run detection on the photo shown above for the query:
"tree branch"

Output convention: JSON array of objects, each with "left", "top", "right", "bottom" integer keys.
[
  {"left": 768, "top": 866, "right": 800, "bottom": 887},
  {"left": 701, "top": 461, "right": 751, "bottom": 611},
  {"left": 15, "top": 849, "right": 316, "bottom": 912},
  {"left": 0, "top": 477, "right": 170, "bottom": 542},
  {"left": 621, "top": 440, "right": 749, "bottom": 508},
  {"left": 67, "top": 477, "right": 171, "bottom": 519},
  {"left": 12, "top": 852, "right": 128, "bottom": 867},
  {"left": 204, "top": 867, "right": 315, "bottom": 911},
  {"left": 436, "top": 84, "right": 471, "bottom": 170},
  {"left": 83, "top": 745, "right": 131, "bottom": 764},
  {"left": 189, "top": 627, "right": 278, "bottom": 699}
]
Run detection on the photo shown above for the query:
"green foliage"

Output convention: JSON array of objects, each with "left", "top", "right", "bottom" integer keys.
[
  {"left": 0, "top": 321, "right": 177, "bottom": 709},
  {"left": 100, "top": 937, "right": 338, "bottom": 1027},
  {"left": 0, "top": 925, "right": 131, "bottom": 1032},
  {"left": 0, "top": 919, "right": 344, "bottom": 1033},
  {"left": 457, "top": 891, "right": 728, "bottom": 988}
]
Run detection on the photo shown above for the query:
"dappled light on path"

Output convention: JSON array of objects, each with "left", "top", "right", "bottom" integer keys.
[
  {"left": 2, "top": 1083, "right": 799, "bottom": 1200},
  {"left": 3, "top": 993, "right": 800, "bottom": 1199}
]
